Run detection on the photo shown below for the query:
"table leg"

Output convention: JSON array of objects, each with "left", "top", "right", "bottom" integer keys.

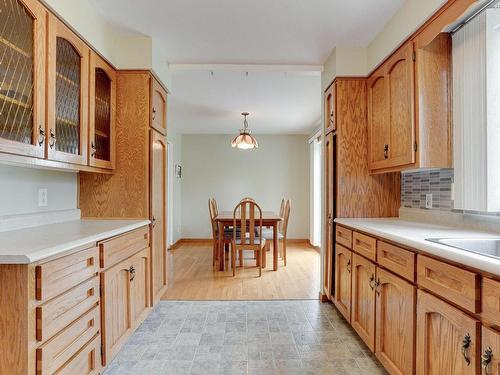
[
  {"left": 273, "top": 222, "right": 278, "bottom": 271},
  {"left": 218, "top": 222, "right": 224, "bottom": 271},
  {"left": 262, "top": 242, "right": 267, "bottom": 269}
]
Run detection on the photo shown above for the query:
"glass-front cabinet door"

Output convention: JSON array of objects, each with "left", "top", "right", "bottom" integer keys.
[
  {"left": 89, "top": 52, "right": 115, "bottom": 169},
  {"left": 47, "top": 15, "right": 89, "bottom": 165},
  {"left": 0, "top": 0, "right": 46, "bottom": 158}
]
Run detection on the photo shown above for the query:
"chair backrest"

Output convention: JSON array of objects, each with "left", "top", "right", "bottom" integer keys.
[
  {"left": 282, "top": 199, "right": 291, "bottom": 238},
  {"left": 208, "top": 198, "right": 218, "bottom": 238},
  {"left": 233, "top": 199, "right": 263, "bottom": 245},
  {"left": 212, "top": 198, "right": 219, "bottom": 216},
  {"left": 279, "top": 198, "right": 285, "bottom": 217},
  {"left": 240, "top": 197, "right": 255, "bottom": 203}
]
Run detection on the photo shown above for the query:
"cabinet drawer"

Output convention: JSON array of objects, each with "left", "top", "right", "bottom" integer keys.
[
  {"left": 36, "top": 277, "right": 99, "bottom": 342},
  {"left": 377, "top": 241, "right": 415, "bottom": 282},
  {"left": 417, "top": 255, "right": 480, "bottom": 313},
  {"left": 36, "top": 247, "right": 98, "bottom": 301},
  {"left": 99, "top": 226, "right": 149, "bottom": 269},
  {"left": 36, "top": 306, "right": 100, "bottom": 375},
  {"left": 353, "top": 232, "right": 376, "bottom": 261},
  {"left": 336, "top": 225, "right": 352, "bottom": 248},
  {"left": 56, "top": 334, "right": 101, "bottom": 375},
  {"left": 483, "top": 278, "right": 500, "bottom": 327}
]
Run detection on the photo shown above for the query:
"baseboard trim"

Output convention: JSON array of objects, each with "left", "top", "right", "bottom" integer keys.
[
  {"left": 172, "top": 238, "right": 314, "bottom": 249},
  {"left": 308, "top": 240, "right": 321, "bottom": 252},
  {"left": 319, "top": 292, "right": 330, "bottom": 302}
]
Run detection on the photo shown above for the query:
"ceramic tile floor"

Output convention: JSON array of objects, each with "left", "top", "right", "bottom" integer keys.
[{"left": 103, "top": 300, "right": 387, "bottom": 375}]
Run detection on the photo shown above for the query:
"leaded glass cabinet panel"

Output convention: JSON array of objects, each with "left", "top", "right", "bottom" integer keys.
[{"left": 0, "top": 0, "right": 46, "bottom": 158}]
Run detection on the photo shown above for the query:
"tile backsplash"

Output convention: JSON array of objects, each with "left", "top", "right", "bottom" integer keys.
[{"left": 401, "top": 169, "right": 453, "bottom": 211}]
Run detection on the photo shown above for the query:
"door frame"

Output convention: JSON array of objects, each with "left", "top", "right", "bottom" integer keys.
[{"left": 167, "top": 140, "right": 174, "bottom": 248}]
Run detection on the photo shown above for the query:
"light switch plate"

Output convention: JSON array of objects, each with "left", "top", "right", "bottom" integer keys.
[
  {"left": 38, "top": 188, "right": 48, "bottom": 207},
  {"left": 425, "top": 193, "right": 433, "bottom": 209}
]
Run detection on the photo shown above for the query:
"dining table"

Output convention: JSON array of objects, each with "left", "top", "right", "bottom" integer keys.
[{"left": 214, "top": 211, "right": 282, "bottom": 271}]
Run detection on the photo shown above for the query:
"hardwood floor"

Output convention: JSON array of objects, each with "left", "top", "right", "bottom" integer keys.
[{"left": 161, "top": 242, "right": 320, "bottom": 300}]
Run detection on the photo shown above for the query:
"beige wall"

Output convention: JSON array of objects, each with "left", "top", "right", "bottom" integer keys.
[{"left": 180, "top": 135, "right": 310, "bottom": 239}]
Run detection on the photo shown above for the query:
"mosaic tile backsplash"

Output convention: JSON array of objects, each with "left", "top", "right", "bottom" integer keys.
[{"left": 401, "top": 169, "right": 453, "bottom": 211}]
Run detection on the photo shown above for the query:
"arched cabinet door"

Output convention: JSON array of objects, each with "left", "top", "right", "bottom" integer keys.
[
  {"left": 89, "top": 52, "right": 116, "bottom": 169},
  {"left": 151, "top": 78, "right": 167, "bottom": 135},
  {"left": 367, "top": 67, "right": 389, "bottom": 170},
  {"left": 0, "top": 0, "right": 46, "bottom": 158},
  {"left": 47, "top": 14, "right": 89, "bottom": 165}
]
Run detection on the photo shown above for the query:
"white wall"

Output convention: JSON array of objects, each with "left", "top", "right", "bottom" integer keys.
[
  {"left": 0, "top": 165, "right": 77, "bottom": 216},
  {"left": 180, "top": 135, "right": 310, "bottom": 239}
]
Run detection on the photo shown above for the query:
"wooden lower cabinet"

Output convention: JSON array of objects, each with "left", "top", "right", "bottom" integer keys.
[
  {"left": 101, "top": 248, "right": 151, "bottom": 365},
  {"left": 351, "top": 253, "right": 376, "bottom": 351},
  {"left": 416, "top": 289, "right": 481, "bottom": 375},
  {"left": 375, "top": 267, "right": 415, "bottom": 375},
  {"left": 56, "top": 334, "right": 101, "bottom": 375},
  {"left": 482, "top": 327, "right": 500, "bottom": 375},
  {"left": 334, "top": 244, "right": 352, "bottom": 322}
]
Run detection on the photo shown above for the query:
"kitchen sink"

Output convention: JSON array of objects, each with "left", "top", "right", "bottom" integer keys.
[{"left": 425, "top": 238, "right": 500, "bottom": 260}]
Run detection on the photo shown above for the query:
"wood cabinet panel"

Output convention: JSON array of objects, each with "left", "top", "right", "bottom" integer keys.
[
  {"left": 385, "top": 42, "right": 415, "bottom": 167},
  {"left": 151, "top": 130, "right": 168, "bottom": 303},
  {"left": 417, "top": 255, "right": 480, "bottom": 313},
  {"left": 56, "top": 334, "right": 101, "bottom": 375},
  {"left": 323, "top": 132, "right": 334, "bottom": 299},
  {"left": 416, "top": 290, "right": 480, "bottom": 375},
  {"left": 377, "top": 241, "right": 415, "bottom": 282},
  {"left": 35, "top": 246, "right": 98, "bottom": 301},
  {"left": 334, "top": 244, "right": 352, "bottom": 322},
  {"left": 89, "top": 51, "right": 116, "bottom": 169},
  {"left": 367, "top": 69, "right": 390, "bottom": 169},
  {"left": 0, "top": 0, "right": 47, "bottom": 159},
  {"left": 375, "top": 267, "right": 415, "bottom": 375},
  {"left": 482, "top": 326, "right": 500, "bottom": 375},
  {"left": 101, "top": 248, "right": 150, "bottom": 365},
  {"left": 36, "top": 276, "right": 99, "bottom": 342},
  {"left": 353, "top": 231, "right": 377, "bottom": 261},
  {"left": 46, "top": 14, "right": 89, "bottom": 166},
  {"left": 99, "top": 226, "right": 149, "bottom": 269},
  {"left": 36, "top": 306, "right": 99, "bottom": 375},
  {"left": 335, "top": 225, "right": 352, "bottom": 249},
  {"left": 483, "top": 278, "right": 500, "bottom": 328},
  {"left": 324, "top": 82, "right": 336, "bottom": 134},
  {"left": 151, "top": 78, "right": 167, "bottom": 135},
  {"left": 351, "top": 253, "right": 376, "bottom": 351}
]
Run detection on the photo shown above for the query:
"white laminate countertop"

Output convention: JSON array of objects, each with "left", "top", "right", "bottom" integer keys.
[
  {"left": 335, "top": 217, "right": 500, "bottom": 277},
  {"left": 0, "top": 219, "right": 150, "bottom": 264}
]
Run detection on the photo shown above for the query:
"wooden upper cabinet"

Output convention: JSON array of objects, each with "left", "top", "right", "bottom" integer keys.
[
  {"left": 368, "top": 41, "right": 415, "bottom": 173},
  {"left": 351, "top": 253, "right": 376, "bottom": 351},
  {"left": 375, "top": 267, "right": 415, "bottom": 375},
  {"left": 416, "top": 290, "right": 481, "bottom": 375},
  {"left": 324, "top": 82, "right": 336, "bottom": 134},
  {"left": 89, "top": 51, "right": 116, "bottom": 169},
  {"left": 150, "top": 130, "right": 168, "bottom": 304},
  {"left": 334, "top": 244, "right": 352, "bottom": 322},
  {"left": 47, "top": 15, "right": 89, "bottom": 165},
  {"left": 151, "top": 78, "right": 167, "bottom": 135},
  {"left": 0, "top": 0, "right": 46, "bottom": 158}
]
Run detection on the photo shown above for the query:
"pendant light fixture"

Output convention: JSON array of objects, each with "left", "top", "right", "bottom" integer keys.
[{"left": 231, "top": 112, "right": 258, "bottom": 149}]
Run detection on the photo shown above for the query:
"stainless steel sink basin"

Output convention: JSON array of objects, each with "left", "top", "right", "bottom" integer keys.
[{"left": 425, "top": 238, "right": 500, "bottom": 259}]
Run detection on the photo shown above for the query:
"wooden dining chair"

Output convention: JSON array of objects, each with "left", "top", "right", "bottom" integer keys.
[
  {"left": 209, "top": 198, "right": 233, "bottom": 269},
  {"left": 231, "top": 199, "right": 266, "bottom": 277},
  {"left": 263, "top": 199, "right": 291, "bottom": 266}
]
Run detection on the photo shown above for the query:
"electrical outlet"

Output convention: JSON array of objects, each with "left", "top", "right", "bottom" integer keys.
[
  {"left": 38, "top": 188, "right": 48, "bottom": 207},
  {"left": 425, "top": 193, "right": 433, "bottom": 209}
]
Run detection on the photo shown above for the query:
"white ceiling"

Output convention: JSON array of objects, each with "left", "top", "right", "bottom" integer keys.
[
  {"left": 89, "top": 0, "right": 405, "bottom": 134},
  {"left": 169, "top": 70, "right": 321, "bottom": 134},
  {"left": 90, "top": 0, "right": 405, "bottom": 65}
]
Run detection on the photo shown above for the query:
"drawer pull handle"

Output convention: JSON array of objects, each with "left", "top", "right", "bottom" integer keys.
[
  {"left": 346, "top": 259, "right": 351, "bottom": 273},
  {"left": 369, "top": 274, "right": 376, "bottom": 290},
  {"left": 462, "top": 333, "right": 471, "bottom": 366},
  {"left": 129, "top": 265, "right": 136, "bottom": 281},
  {"left": 38, "top": 125, "right": 45, "bottom": 146},
  {"left": 482, "top": 346, "right": 493, "bottom": 374},
  {"left": 49, "top": 128, "right": 56, "bottom": 149}
]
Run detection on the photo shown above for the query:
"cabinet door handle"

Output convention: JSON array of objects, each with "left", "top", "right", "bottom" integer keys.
[
  {"left": 375, "top": 278, "right": 381, "bottom": 295},
  {"left": 90, "top": 142, "right": 97, "bottom": 157},
  {"left": 461, "top": 333, "right": 472, "bottom": 366},
  {"left": 481, "top": 347, "right": 493, "bottom": 374},
  {"left": 49, "top": 129, "right": 56, "bottom": 149},
  {"left": 383, "top": 144, "right": 389, "bottom": 159},
  {"left": 38, "top": 126, "right": 45, "bottom": 146},
  {"left": 369, "top": 274, "right": 376, "bottom": 290},
  {"left": 129, "top": 265, "right": 136, "bottom": 281},
  {"left": 346, "top": 259, "right": 351, "bottom": 273},
  {"left": 152, "top": 216, "right": 157, "bottom": 227},
  {"left": 152, "top": 107, "right": 157, "bottom": 120}
]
